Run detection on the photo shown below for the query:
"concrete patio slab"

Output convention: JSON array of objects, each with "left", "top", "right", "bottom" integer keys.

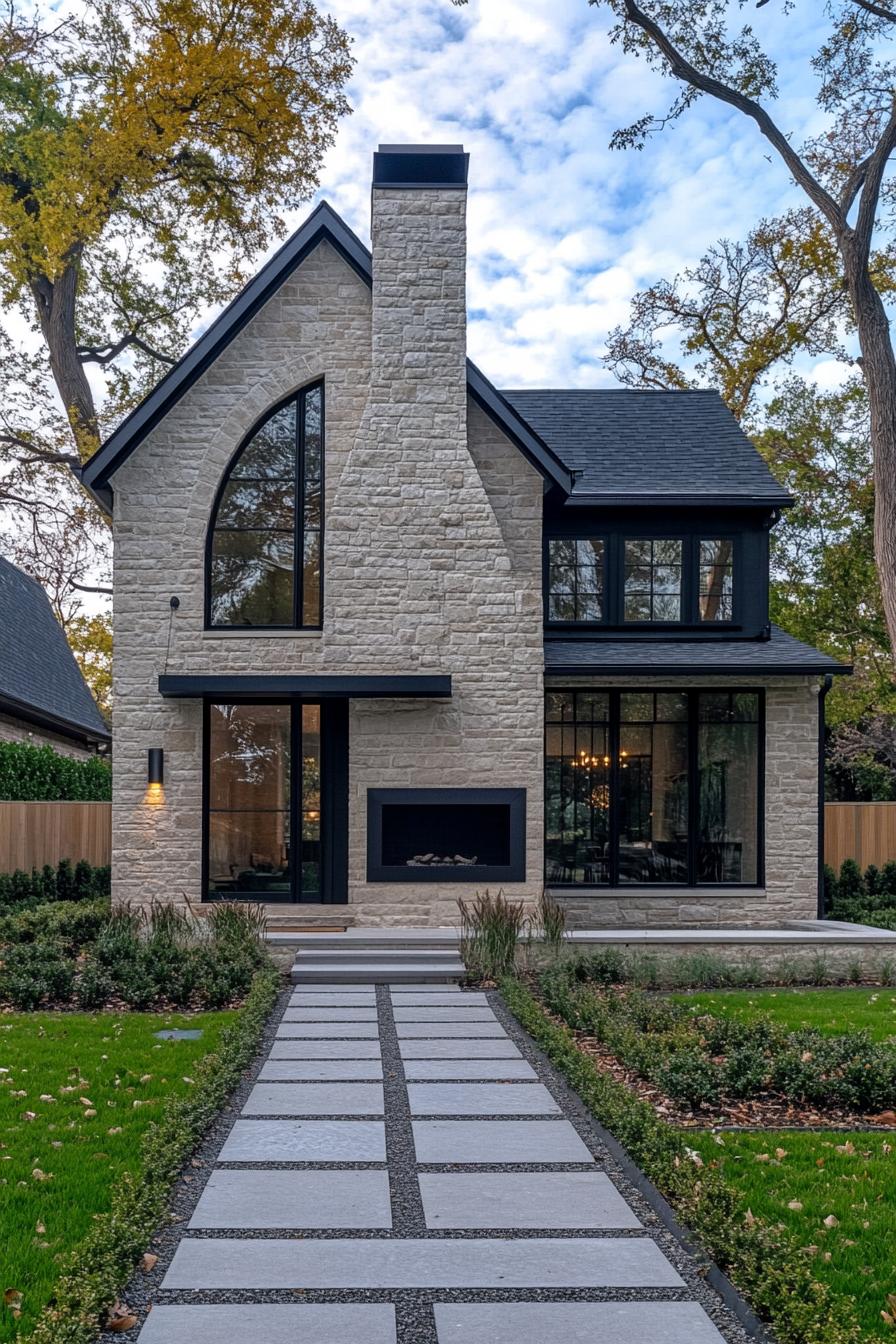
[
  {"left": 402, "top": 1058, "right": 537, "bottom": 1080},
  {"left": 398, "top": 1039, "right": 522, "bottom": 1059},
  {"left": 276, "top": 1022, "right": 380, "bottom": 1038},
  {"left": 391, "top": 993, "right": 487, "bottom": 1006},
  {"left": 281, "top": 1009, "right": 380, "bottom": 1022},
  {"left": 163, "top": 1236, "right": 683, "bottom": 1289},
  {"left": 391, "top": 1007, "right": 497, "bottom": 1021},
  {"left": 218, "top": 1119, "right": 386, "bottom": 1163},
  {"left": 290, "top": 993, "right": 377, "bottom": 1005},
  {"left": 138, "top": 1305, "right": 396, "bottom": 1344},
  {"left": 189, "top": 1169, "right": 392, "bottom": 1229},
  {"left": 419, "top": 1171, "right": 642, "bottom": 1229},
  {"left": 269, "top": 1040, "right": 382, "bottom": 1059},
  {"left": 259, "top": 1060, "right": 384, "bottom": 1081},
  {"left": 396, "top": 1022, "right": 508, "bottom": 1038},
  {"left": 407, "top": 1082, "right": 560, "bottom": 1115},
  {"left": 242, "top": 1083, "right": 384, "bottom": 1116},
  {"left": 412, "top": 1119, "right": 594, "bottom": 1164},
  {"left": 433, "top": 1302, "right": 724, "bottom": 1344}
]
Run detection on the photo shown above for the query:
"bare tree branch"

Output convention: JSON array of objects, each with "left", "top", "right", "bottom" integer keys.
[
  {"left": 851, "top": 0, "right": 896, "bottom": 22},
  {"left": 621, "top": 0, "right": 845, "bottom": 233},
  {"left": 76, "top": 331, "right": 177, "bottom": 367}
]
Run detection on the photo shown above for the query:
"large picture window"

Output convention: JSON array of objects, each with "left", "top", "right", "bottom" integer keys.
[
  {"left": 544, "top": 535, "right": 737, "bottom": 626},
  {"left": 204, "top": 700, "right": 346, "bottom": 903},
  {"left": 207, "top": 382, "right": 323, "bottom": 628},
  {"left": 545, "top": 689, "right": 761, "bottom": 887}
]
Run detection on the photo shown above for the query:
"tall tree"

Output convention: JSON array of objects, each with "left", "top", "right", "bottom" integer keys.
[
  {"left": 604, "top": 208, "right": 848, "bottom": 420},
  {"left": 0, "top": 0, "right": 352, "bottom": 596},
  {"left": 590, "top": 0, "right": 896, "bottom": 660}
]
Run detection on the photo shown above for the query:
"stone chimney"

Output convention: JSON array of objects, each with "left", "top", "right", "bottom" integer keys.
[{"left": 369, "top": 144, "right": 469, "bottom": 435}]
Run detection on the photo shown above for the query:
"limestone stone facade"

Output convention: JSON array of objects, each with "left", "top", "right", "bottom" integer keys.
[{"left": 104, "top": 149, "right": 827, "bottom": 929}]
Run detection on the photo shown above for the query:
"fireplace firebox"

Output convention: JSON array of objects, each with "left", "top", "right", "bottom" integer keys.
[{"left": 366, "top": 788, "right": 526, "bottom": 883}]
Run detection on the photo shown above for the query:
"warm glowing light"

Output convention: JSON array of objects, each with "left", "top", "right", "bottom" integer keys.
[{"left": 144, "top": 783, "right": 165, "bottom": 807}]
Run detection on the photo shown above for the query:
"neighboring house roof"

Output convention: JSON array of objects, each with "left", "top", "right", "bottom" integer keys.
[
  {"left": 79, "top": 202, "right": 573, "bottom": 506},
  {"left": 544, "top": 625, "right": 850, "bottom": 677},
  {"left": 501, "top": 388, "right": 792, "bottom": 506},
  {"left": 0, "top": 557, "right": 110, "bottom": 744}
]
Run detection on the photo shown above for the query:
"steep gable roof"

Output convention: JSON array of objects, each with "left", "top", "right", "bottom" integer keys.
[
  {"left": 79, "top": 202, "right": 574, "bottom": 506},
  {"left": 0, "top": 557, "right": 110, "bottom": 744},
  {"left": 500, "top": 388, "right": 792, "bottom": 506}
]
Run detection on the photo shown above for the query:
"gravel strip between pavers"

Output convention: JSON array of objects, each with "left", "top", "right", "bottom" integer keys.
[{"left": 94, "top": 980, "right": 762, "bottom": 1344}]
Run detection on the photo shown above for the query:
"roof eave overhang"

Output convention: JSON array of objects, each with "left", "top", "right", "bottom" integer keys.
[
  {"left": 0, "top": 691, "right": 111, "bottom": 746},
  {"left": 158, "top": 674, "right": 452, "bottom": 699},
  {"left": 544, "top": 662, "right": 852, "bottom": 678},
  {"left": 466, "top": 363, "right": 575, "bottom": 495},
  {"left": 564, "top": 492, "right": 794, "bottom": 509},
  {"left": 81, "top": 203, "right": 373, "bottom": 499}
]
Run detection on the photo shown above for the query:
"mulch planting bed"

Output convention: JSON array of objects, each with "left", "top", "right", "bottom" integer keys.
[{"left": 553, "top": 1014, "right": 896, "bottom": 1131}]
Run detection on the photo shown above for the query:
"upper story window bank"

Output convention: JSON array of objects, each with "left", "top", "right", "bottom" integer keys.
[
  {"left": 206, "top": 381, "right": 323, "bottom": 629},
  {"left": 546, "top": 533, "right": 735, "bottom": 628}
]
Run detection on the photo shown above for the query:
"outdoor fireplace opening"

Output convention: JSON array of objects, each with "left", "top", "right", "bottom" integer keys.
[{"left": 367, "top": 788, "right": 526, "bottom": 883}]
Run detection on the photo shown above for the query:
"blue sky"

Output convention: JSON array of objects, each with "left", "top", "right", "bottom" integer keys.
[{"left": 303, "top": 0, "right": 850, "bottom": 391}]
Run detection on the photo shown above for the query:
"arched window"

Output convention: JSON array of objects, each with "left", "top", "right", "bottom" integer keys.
[{"left": 207, "top": 383, "right": 323, "bottom": 628}]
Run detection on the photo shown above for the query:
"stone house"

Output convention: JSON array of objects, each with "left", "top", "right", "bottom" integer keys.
[
  {"left": 0, "top": 555, "right": 110, "bottom": 759},
  {"left": 80, "top": 145, "right": 848, "bottom": 928}
]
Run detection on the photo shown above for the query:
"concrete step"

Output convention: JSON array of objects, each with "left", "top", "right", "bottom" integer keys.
[
  {"left": 291, "top": 948, "right": 460, "bottom": 966},
  {"left": 291, "top": 959, "right": 466, "bottom": 984},
  {"left": 283, "top": 929, "right": 460, "bottom": 951}
]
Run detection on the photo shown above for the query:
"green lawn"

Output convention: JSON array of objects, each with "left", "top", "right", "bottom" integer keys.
[
  {"left": 671, "top": 986, "right": 896, "bottom": 1041},
  {"left": 688, "top": 1129, "right": 896, "bottom": 1340},
  {"left": 0, "top": 1009, "right": 233, "bottom": 1341}
]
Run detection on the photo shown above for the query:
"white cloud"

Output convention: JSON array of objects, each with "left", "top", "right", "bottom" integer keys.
[{"left": 301, "top": 0, "right": 839, "bottom": 389}]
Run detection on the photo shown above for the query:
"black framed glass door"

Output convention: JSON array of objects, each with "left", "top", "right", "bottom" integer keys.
[{"left": 204, "top": 700, "right": 346, "bottom": 902}]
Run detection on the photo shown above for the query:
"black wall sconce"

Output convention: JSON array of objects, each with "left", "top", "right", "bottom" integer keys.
[{"left": 147, "top": 748, "right": 164, "bottom": 786}]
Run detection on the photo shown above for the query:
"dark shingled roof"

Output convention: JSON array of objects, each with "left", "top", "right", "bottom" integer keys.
[
  {"left": 500, "top": 388, "right": 792, "bottom": 505},
  {"left": 545, "top": 625, "right": 850, "bottom": 677},
  {"left": 0, "top": 558, "right": 109, "bottom": 742}
]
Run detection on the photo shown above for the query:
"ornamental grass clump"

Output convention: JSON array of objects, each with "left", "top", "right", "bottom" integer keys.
[{"left": 458, "top": 889, "right": 526, "bottom": 980}]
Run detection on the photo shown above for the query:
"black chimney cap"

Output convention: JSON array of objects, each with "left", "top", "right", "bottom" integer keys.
[{"left": 373, "top": 144, "right": 468, "bottom": 189}]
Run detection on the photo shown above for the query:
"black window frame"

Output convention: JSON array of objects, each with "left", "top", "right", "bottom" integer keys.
[
  {"left": 544, "top": 687, "right": 765, "bottom": 889},
  {"left": 698, "top": 536, "right": 735, "bottom": 623},
  {"left": 205, "top": 379, "right": 325, "bottom": 631},
  {"left": 543, "top": 532, "right": 740, "bottom": 630},
  {"left": 201, "top": 697, "right": 348, "bottom": 904},
  {"left": 545, "top": 536, "right": 607, "bottom": 623}
]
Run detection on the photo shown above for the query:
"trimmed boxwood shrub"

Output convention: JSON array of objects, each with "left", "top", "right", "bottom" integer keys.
[
  {"left": 826, "top": 856, "right": 896, "bottom": 926},
  {"left": 537, "top": 970, "right": 896, "bottom": 1114},
  {"left": 0, "top": 859, "right": 110, "bottom": 912},
  {"left": 0, "top": 740, "right": 111, "bottom": 800},
  {"left": 0, "top": 899, "right": 273, "bottom": 1012}
]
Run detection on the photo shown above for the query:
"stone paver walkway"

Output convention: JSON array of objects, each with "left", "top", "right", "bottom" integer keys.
[{"left": 130, "top": 984, "right": 753, "bottom": 1344}]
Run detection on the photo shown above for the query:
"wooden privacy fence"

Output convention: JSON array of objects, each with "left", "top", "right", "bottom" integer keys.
[
  {"left": 825, "top": 802, "right": 896, "bottom": 871},
  {"left": 0, "top": 802, "right": 111, "bottom": 873},
  {"left": 1, "top": 800, "right": 894, "bottom": 879}
]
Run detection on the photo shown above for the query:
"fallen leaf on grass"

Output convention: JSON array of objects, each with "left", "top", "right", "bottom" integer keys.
[
  {"left": 823, "top": 1214, "right": 840, "bottom": 1228},
  {"left": 4, "top": 1289, "right": 22, "bottom": 1318},
  {"left": 787, "top": 1200, "right": 804, "bottom": 1211},
  {"left": 881, "top": 1293, "right": 896, "bottom": 1328}
]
